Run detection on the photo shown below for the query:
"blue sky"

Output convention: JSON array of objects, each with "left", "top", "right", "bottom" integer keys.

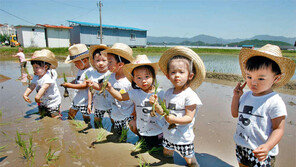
[{"left": 1, "top": 0, "right": 295, "bottom": 39}]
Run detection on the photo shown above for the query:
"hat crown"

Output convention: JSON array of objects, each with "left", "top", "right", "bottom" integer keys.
[
  {"left": 111, "top": 43, "right": 132, "bottom": 55},
  {"left": 69, "top": 44, "right": 88, "bottom": 56},
  {"left": 132, "top": 55, "right": 151, "bottom": 64},
  {"left": 32, "top": 49, "right": 55, "bottom": 59},
  {"left": 257, "top": 44, "right": 282, "bottom": 58}
]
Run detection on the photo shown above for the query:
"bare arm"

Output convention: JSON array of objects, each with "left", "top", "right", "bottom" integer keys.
[
  {"left": 106, "top": 83, "right": 130, "bottom": 101},
  {"left": 231, "top": 82, "right": 246, "bottom": 118},
  {"left": 61, "top": 80, "right": 88, "bottom": 89},
  {"left": 253, "top": 116, "right": 286, "bottom": 161},
  {"left": 23, "top": 83, "right": 36, "bottom": 103},
  {"left": 35, "top": 83, "right": 50, "bottom": 103},
  {"left": 165, "top": 104, "right": 196, "bottom": 125},
  {"left": 87, "top": 88, "right": 93, "bottom": 114}
]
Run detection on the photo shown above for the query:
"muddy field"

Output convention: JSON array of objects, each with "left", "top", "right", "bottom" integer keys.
[{"left": 0, "top": 61, "right": 295, "bottom": 167}]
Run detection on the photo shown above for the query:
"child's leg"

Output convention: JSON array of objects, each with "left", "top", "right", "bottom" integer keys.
[
  {"left": 184, "top": 156, "right": 199, "bottom": 167},
  {"left": 163, "top": 147, "right": 174, "bottom": 157},
  {"left": 68, "top": 108, "right": 78, "bottom": 119}
]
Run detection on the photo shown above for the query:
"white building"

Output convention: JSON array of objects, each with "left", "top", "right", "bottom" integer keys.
[{"left": 0, "top": 24, "right": 16, "bottom": 35}]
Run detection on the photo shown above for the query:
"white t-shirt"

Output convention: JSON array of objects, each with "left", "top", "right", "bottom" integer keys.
[
  {"left": 88, "top": 69, "right": 112, "bottom": 110},
  {"left": 108, "top": 73, "right": 134, "bottom": 121},
  {"left": 72, "top": 67, "right": 92, "bottom": 106},
  {"left": 31, "top": 69, "right": 61, "bottom": 108},
  {"left": 162, "top": 87, "right": 202, "bottom": 144},
  {"left": 128, "top": 89, "right": 165, "bottom": 136},
  {"left": 16, "top": 52, "right": 26, "bottom": 62},
  {"left": 234, "top": 91, "right": 287, "bottom": 156}
]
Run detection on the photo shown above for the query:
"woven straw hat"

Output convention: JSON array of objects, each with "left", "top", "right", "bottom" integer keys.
[
  {"left": 159, "top": 46, "right": 206, "bottom": 89},
  {"left": 65, "top": 44, "right": 89, "bottom": 64},
  {"left": 26, "top": 49, "right": 58, "bottom": 69},
  {"left": 239, "top": 44, "right": 296, "bottom": 88},
  {"left": 89, "top": 44, "right": 109, "bottom": 69},
  {"left": 123, "top": 55, "right": 159, "bottom": 82},
  {"left": 101, "top": 43, "right": 134, "bottom": 62}
]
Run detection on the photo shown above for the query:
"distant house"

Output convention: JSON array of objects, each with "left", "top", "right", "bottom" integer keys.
[
  {"left": 68, "top": 20, "right": 147, "bottom": 47},
  {"left": 15, "top": 24, "right": 72, "bottom": 48},
  {"left": 15, "top": 25, "right": 46, "bottom": 48},
  {"left": 0, "top": 24, "right": 16, "bottom": 35}
]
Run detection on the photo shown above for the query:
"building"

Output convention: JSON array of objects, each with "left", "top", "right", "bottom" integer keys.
[
  {"left": 15, "top": 25, "right": 46, "bottom": 48},
  {"left": 0, "top": 24, "right": 16, "bottom": 35},
  {"left": 15, "top": 24, "right": 72, "bottom": 48},
  {"left": 68, "top": 20, "right": 147, "bottom": 47}
]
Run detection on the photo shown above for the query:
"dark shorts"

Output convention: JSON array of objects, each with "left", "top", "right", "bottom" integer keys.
[
  {"left": 94, "top": 109, "right": 111, "bottom": 119},
  {"left": 38, "top": 104, "right": 60, "bottom": 117},
  {"left": 236, "top": 145, "right": 276, "bottom": 167},
  {"left": 163, "top": 138, "right": 195, "bottom": 158},
  {"left": 139, "top": 133, "right": 163, "bottom": 149}
]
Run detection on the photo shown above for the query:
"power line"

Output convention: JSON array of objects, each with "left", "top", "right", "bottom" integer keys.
[
  {"left": 0, "top": 8, "right": 35, "bottom": 25},
  {"left": 49, "top": 0, "right": 89, "bottom": 10}
]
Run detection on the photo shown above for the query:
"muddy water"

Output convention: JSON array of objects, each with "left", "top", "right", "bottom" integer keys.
[{"left": 0, "top": 61, "right": 295, "bottom": 167}]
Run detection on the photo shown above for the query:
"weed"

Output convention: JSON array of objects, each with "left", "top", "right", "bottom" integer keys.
[
  {"left": 119, "top": 127, "right": 129, "bottom": 142},
  {"left": 45, "top": 146, "right": 59, "bottom": 164}
]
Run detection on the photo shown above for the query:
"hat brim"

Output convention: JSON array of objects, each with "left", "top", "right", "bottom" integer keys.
[
  {"left": 64, "top": 53, "right": 89, "bottom": 64},
  {"left": 239, "top": 48, "right": 296, "bottom": 88},
  {"left": 26, "top": 57, "right": 58, "bottom": 69},
  {"left": 123, "top": 62, "right": 159, "bottom": 83},
  {"left": 159, "top": 46, "right": 206, "bottom": 90},
  {"left": 103, "top": 48, "right": 134, "bottom": 63},
  {"left": 89, "top": 45, "right": 109, "bottom": 69}
]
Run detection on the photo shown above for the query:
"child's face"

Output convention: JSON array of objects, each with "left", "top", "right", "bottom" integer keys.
[
  {"left": 32, "top": 64, "right": 47, "bottom": 76},
  {"left": 107, "top": 54, "right": 121, "bottom": 73},
  {"left": 245, "top": 65, "right": 279, "bottom": 96},
  {"left": 167, "top": 59, "right": 192, "bottom": 89},
  {"left": 133, "top": 67, "right": 154, "bottom": 92},
  {"left": 74, "top": 59, "right": 88, "bottom": 70},
  {"left": 93, "top": 53, "right": 108, "bottom": 73}
]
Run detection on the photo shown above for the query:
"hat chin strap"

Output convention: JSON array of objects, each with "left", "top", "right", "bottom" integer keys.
[{"left": 80, "top": 59, "right": 85, "bottom": 68}]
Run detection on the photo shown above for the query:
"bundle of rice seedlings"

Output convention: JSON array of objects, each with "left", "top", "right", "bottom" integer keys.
[
  {"left": 98, "top": 73, "right": 112, "bottom": 98},
  {"left": 85, "top": 73, "right": 95, "bottom": 95},
  {"left": 62, "top": 73, "right": 69, "bottom": 97},
  {"left": 159, "top": 99, "right": 176, "bottom": 130}
]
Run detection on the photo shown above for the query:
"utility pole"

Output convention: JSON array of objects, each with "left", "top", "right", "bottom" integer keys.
[{"left": 97, "top": 1, "right": 103, "bottom": 44}]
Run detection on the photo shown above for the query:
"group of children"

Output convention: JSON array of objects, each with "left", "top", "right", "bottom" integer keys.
[{"left": 22, "top": 42, "right": 295, "bottom": 167}]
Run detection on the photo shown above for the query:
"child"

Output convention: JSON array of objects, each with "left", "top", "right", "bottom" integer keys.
[
  {"left": 12, "top": 47, "right": 27, "bottom": 80},
  {"left": 92, "top": 43, "right": 135, "bottom": 134},
  {"left": 106, "top": 54, "right": 165, "bottom": 148},
  {"left": 23, "top": 49, "right": 61, "bottom": 118},
  {"left": 149, "top": 46, "right": 206, "bottom": 166},
  {"left": 61, "top": 44, "right": 92, "bottom": 123},
  {"left": 231, "top": 44, "right": 296, "bottom": 167},
  {"left": 87, "top": 44, "right": 112, "bottom": 128}
]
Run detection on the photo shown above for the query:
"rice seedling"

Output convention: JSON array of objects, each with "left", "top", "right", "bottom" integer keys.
[
  {"left": 15, "top": 131, "right": 35, "bottom": 164},
  {"left": 45, "top": 137, "right": 59, "bottom": 143},
  {"left": 68, "top": 147, "right": 81, "bottom": 160},
  {"left": 0, "top": 145, "right": 7, "bottom": 155},
  {"left": 98, "top": 73, "right": 112, "bottom": 98},
  {"left": 45, "top": 146, "right": 59, "bottom": 164},
  {"left": 85, "top": 73, "right": 95, "bottom": 95},
  {"left": 119, "top": 127, "right": 129, "bottom": 142},
  {"left": 159, "top": 99, "right": 177, "bottom": 130},
  {"left": 71, "top": 120, "right": 86, "bottom": 129},
  {"left": 150, "top": 79, "right": 159, "bottom": 117},
  {"left": 96, "top": 128, "right": 107, "bottom": 142},
  {"left": 148, "top": 147, "right": 163, "bottom": 154},
  {"left": 63, "top": 73, "right": 69, "bottom": 98},
  {"left": 137, "top": 156, "right": 151, "bottom": 167},
  {"left": 130, "top": 139, "right": 146, "bottom": 152}
]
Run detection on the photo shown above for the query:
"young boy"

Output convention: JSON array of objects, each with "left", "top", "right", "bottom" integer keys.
[
  {"left": 92, "top": 43, "right": 135, "bottom": 134},
  {"left": 231, "top": 44, "right": 296, "bottom": 167},
  {"left": 62, "top": 44, "right": 92, "bottom": 123}
]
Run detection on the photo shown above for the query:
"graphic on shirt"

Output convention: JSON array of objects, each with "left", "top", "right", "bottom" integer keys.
[
  {"left": 239, "top": 105, "right": 263, "bottom": 127},
  {"left": 140, "top": 101, "right": 152, "bottom": 114},
  {"left": 168, "top": 103, "right": 176, "bottom": 110}
]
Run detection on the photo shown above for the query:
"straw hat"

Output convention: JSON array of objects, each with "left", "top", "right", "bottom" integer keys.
[
  {"left": 26, "top": 49, "right": 58, "bottom": 69},
  {"left": 89, "top": 44, "right": 109, "bottom": 68},
  {"left": 123, "top": 55, "right": 159, "bottom": 82},
  {"left": 101, "top": 43, "right": 134, "bottom": 62},
  {"left": 159, "top": 46, "right": 206, "bottom": 90},
  {"left": 65, "top": 44, "right": 89, "bottom": 64},
  {"left": 239, "top": 44, "right": 296, "bottom": 88}
]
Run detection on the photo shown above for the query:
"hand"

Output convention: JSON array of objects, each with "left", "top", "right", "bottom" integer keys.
[
  {"left": 233, "top": 82, "right": 246, "bottom": 97},
  {"left": 85, "top": 80, "right": 93, "bottom": 87},
  {"left": 105, "top": 82, "right": 112, "bottom": 90},
  {"left": 61, "top": 82, "right": 68, "bottom": 87},
  {"left": 87, "top": 105, "right": 92, "bottom": 114},
  {"left": 253, "top": 144, "right": 270, "bottom": 162},
  {"left": 35, "top": 97, "right": 42, "bottom": 103},
  {"left": 23, "top": 95, "right": 31, "bottom": 103},
  {"left": 149, "top": 94, "right": 159, "bottom": 105},
  {"left": 165, "top": 115, "right": 175, "bottom": 124}
]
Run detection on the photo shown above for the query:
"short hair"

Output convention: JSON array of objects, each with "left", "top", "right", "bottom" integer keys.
[
  {"left": 31, "top": 60, "right": 51, "bottom": 69},
  {"left": 246, "top": 56, "right": 281, "bottom": 75},
  {"left": 92, "top": 48, "right": 106, "bottom": 59},
  {"left": 108, "top": 53, "right": 130, "bottom": 64},
  {"left": 131, "top": 65, "right": 156, "bottom": 89}
]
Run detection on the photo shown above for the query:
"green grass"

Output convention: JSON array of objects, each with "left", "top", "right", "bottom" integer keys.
[{"left": 45, "top": 146, "right": 59, "bottom": 164}]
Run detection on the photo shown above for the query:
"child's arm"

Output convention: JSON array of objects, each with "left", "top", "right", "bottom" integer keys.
[
  {"left": 61, "top": 81, "right": 89, "bottom": 89},
  {"left": 87, "top": 88, "right": 93, "bottom": 114},
  {"left": 35, "top": 83, "right": 50, "bottom": 103},
  {"left": 106, "top": 83, "right": 130, "bottom": 101},
  {"left": 165, "top": 104, "right": 196, "bottom": 125},
  {"left": 231, "top": 82, "right": 246, "bottom": 118},
  {"left": 23, "top": 84, "right": 36, "bottom": 103},
  {"left": 253, "top": 116, "right": 286, "bottom": 161}
]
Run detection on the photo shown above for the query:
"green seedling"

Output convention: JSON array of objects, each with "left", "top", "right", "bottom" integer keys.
[
  {"left": 137, "top": 156, "right": 151, "bottom": 167},
  {"left": 71, "top": 120, "right": 86, "bottom": 129},
  {"left": 119, "top": 127, "right": 129, "bottom": 142},
  {"left": 15, "top": 131, "right": 35, "bottom": 165},
  {"left": 45, "top": 146, "right": 59, "bottom": 164},
  {"left": 68, "top": 147, "right": 81, "bottom": 160},
  {"left": 96, "top": 128, "right": 107, "bottom": 142},
  {"left": 45, "top": 137, "right": 59, "bottom": 143},
  {"left": 151, "top": 79, "right": 159, "bottom": 117},
  {"left": 85, "top": 73, "right": 95, "bottom": 95},
  {"left": 148, "top": 147, "right": 163, "bottom": 154},
  {"left": 63, "top": 73, "right": 69, "bottom": 98},
  {"left": 159, "top": 99, "right": 177, "bottom": 130},
  {"left": 131, "top": 139, "right": 146, "bottom": 152},
  {"left": 0, "top": 145, "right": 7, "bottom": 156},
  {"left": 98, "top": 73, "right": 112, "bottom": 98}
]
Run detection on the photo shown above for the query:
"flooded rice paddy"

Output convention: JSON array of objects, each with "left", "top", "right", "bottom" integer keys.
[{"left": 0, "top": 59, "right": 295, "bottom": 167}]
